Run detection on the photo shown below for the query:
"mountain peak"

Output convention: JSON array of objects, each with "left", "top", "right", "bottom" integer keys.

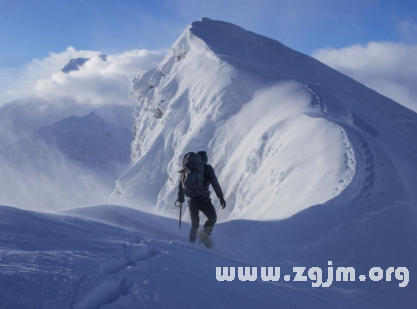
[
  {"left": 61, "top": 57, "right": 90, "bottom": 73},
  {"left": 120, "top": 18, "right": 417, "bottom": 221}
]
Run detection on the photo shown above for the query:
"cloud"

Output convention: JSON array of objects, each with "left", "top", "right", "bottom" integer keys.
[
  {"left": 6, "top": 46, "right": 163, "bottom": 106},
  {"left": 312, "top": 42, "right": 417, "bottom": 112}
]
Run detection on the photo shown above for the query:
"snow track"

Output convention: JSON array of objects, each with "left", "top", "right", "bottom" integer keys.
[{"left": 69, "top": 242, "right": 159, "bottom": 309}]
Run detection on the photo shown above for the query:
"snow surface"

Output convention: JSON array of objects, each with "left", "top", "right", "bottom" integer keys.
[
  {"left": 1, "top": 18, "right": 417, "bottom": 308},
  {"left": 0, "top": 203, "right": 414, "bottom": 308}
]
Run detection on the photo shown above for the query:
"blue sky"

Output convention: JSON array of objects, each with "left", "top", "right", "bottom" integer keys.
[
  {"left": 1, "top": 0, "right": 416, "bottom": 67},
  {"left": 1, "top": 0, "right": 417, "bottom": 104}
]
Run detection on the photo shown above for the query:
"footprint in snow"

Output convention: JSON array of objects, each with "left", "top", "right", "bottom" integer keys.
[
  {"left": 100, "top": 243, "right": 158, "bottom": 275},
  {"left": 73, "top": 278, "right": 129, "bottom": 309}
]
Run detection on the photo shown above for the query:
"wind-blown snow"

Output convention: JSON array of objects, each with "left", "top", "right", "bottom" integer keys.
[{"left": 0, "top": 112, "right": 133, "bottom": 211}]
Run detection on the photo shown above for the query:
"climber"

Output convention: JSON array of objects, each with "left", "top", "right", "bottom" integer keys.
[{"left": 177, "top": 151, "right": 226, "bottom": 244}]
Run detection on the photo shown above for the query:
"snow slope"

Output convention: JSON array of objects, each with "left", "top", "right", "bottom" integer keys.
[{"left": 0, "top": 203, "right": 414, "bottom": 308}]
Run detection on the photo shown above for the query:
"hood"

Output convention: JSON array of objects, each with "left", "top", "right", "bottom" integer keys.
[{"left": 197, "top": 151, "right": 208, "bottom": 164}]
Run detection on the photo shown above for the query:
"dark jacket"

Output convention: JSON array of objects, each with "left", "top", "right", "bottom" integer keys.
[{"left": 178, "top": 151, "right": 224, "bottom": 202}]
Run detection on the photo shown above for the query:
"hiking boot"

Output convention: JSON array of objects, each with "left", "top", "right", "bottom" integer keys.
[
  {"left": 198, "top": 228, "right": 212, "bottom": 247},
  {"left": 198, "top": 228, "right": 211, "bottom": 240}
]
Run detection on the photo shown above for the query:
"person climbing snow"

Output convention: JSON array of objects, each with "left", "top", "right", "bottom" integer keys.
[{"left": 177, "top": 151, "right": 226, "bottom": 245}]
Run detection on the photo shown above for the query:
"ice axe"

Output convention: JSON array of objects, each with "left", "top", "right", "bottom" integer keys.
[{"left": 173, "top": 200, "right": 183, "bottom": 228}]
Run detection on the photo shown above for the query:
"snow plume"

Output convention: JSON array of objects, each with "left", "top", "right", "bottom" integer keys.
[
  {"left": 0, "top": 110, "right": 134, "bottom": 211},
  {"left": 8, "top": 46, "right": 163, "bottom": 106},
  {"left": 0, "top": 139, "right": 111, "bottom": 212},
  {"left": 313, "top": 42, "right": 417, "bottom": 112}
]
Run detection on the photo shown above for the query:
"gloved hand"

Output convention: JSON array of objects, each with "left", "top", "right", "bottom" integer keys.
[
  {"left": 177, "top": 197, "right": 185, "bottom": 204},
  {"left": 220, "top": 197, "right": 226, "bottom": 209}
]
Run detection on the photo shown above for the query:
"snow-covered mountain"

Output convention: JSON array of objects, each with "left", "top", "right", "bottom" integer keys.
[
  {"left": 61, "top": 57, "right": 90, "bottom": 73},
  {"left": 1, "top": 18, "right": 416, "bottom": 308},
  {"left": 114, "top": 18, "right": 417, "bottom": 222}
]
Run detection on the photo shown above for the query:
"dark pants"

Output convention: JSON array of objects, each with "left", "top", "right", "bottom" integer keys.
[{"left": 188, "top": 198, "right": 217, "bottom": 241}]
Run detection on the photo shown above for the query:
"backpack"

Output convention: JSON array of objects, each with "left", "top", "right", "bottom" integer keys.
[{"left": 180, "top": 152, "right": 206, "bottom": 198}]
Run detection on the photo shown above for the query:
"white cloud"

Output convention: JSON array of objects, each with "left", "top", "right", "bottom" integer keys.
[
  {"left": 313, "top": 42, "right": 417, "bottom": 112},
  {"left": 6, "top": 46, "right": 163, "bottom": 106}
]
